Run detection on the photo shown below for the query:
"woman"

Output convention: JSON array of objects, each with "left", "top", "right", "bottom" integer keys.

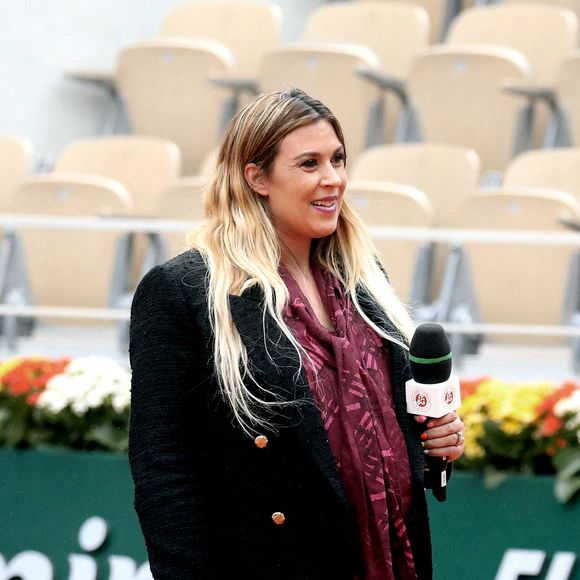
[{"left": 129, "top": 88, "right": 464, "bottom": 579}]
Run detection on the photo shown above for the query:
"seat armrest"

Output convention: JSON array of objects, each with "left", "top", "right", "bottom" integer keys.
[
  {"left": 501, "top": 78, "right": 556, "bottom": 104},
  {"left": 356, "top": 68, "right": 408, "bottom": 105},
  {"left": 209, "top": 76, "right": 259, "bottom": 95},
  {"left": 64, "top": 68, "right": 117, "bottom": 93}
]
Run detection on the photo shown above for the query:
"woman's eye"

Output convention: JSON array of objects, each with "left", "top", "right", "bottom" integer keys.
[
  {"left": 332, "top": 154, "right": 345, "bottom": 166},
  {"left": 302, "top": 159, "right": 318, "bottom": 169}
]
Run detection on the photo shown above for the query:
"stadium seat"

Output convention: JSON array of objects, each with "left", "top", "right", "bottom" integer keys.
[
  {"left": 446, "top": 4, "right": 578, "bottom": 85},
  {"left": 349, "top": 143, "right": 481, "bottom": 304},
  {"left": 372, "top": 0, "right": 459, "bottom": 43},
  {"left": 148, "top": 146, "right": 218, "bottom": 261},
  {"left": 160, "top": 0, "right": 282, "bottom": 78},
  {"left": 2, "top": 175, "right": 133, "bottom": 328},
  {"left": 156, "top": 178, "right": 206, "bottom": 260},
  {"left": 504, "top": 148, "right": 580, "bottom": 202},
  {"left": 406, "top": 45, "right": 531, "bottom": 176},
  {"left": 350, "top": 143, "right": 481, "bottom": 225},
  {"left": 505, "top": 0, "right": 580, "bottom": 30},
  {"left": 54, "top": 136, "right": 181, "bottom": 217},
  {"left": 302, "top": 1, "right": 430, "bottom": 141},
  {"left": 0, "top": 136, "right": 33, "bottom": 211},
  {"left": 258, "top": 44, "right": 382, "bottom": 160},
  {"left": 440, "top": 188, "right": 580, "bottom": 356},
  {"left": 446, "top": 3, "right": 578, "bottom": 149},
  {"left": 116, "top": 39, "right": 235, "bottom": 176},
  {"left": 346, "top": 180, "right": 434, "bottom": 309}
]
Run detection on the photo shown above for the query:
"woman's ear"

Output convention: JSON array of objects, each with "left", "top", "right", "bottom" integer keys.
[{"left": 244, "top": 163, "right": 269, "bottom": 197}]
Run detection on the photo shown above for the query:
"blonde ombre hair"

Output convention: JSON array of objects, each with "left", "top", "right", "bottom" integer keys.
[{"left": 189, "top": 89, "right": 414, "bottom": 434}]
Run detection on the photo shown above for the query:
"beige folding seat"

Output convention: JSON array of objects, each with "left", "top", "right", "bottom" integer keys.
[
  {"left": 407, "top": 45, "right": 531, "bottom": 175},
  {"left": 116, "top": 39, "right": 235, "bottom": 176},
  {"left": 304, "top": 1, "right": 429, "bottom": 75},
  {"left": 556, "top": 52, "right": 580, "bottom": 147},
  {"left": 504, "top": 148, "right": 580, "bottom": 202},
  {"left": 350, "top": 143, "right": 481, "bottom": 302},
  {"left": 198, "top": 146, "right": 219, "bottom": 179},
  {"left": 259, "top": 44, "right": 382, "bottom": 160},
  {"left": 149, "top": 147, "right": 219, "bottom": 261},
  {"left": 302, "top": 1, "right": 430, "bottom": 142},
  {"left": 350, "top": 143, "right": 481, "bottom": 226},
  {"left": 446, "top": 4, "right": 578, "bottom": 85},
  {"left": 160, "top": 1, "right": 282, "bottom": 78},
  {"left": 54, "top": 136, "right": 181, "bottom": 217},
  {"left": 346, "top": 181, "right": 434, "bottom": 307},
  {"left": 156, "top": 178, "right": 206, "bottom": 259},
  {"left": 5, "top": 175, "right": 133, "bottom": 315},
  {"left": 446, "top": 4, "right": 578, "bottom": 148},
  {"left": 371, "top": 0, "right": 455, "bottom": 43},
  {"left": 0, "top": 136, "right": 33, "bottom": 211},
  {"left": 505, "top": 0, "right": 580, "bottom": 31},
  {"left": 444, "top": 188, "right": 580, "bottom": 346}
]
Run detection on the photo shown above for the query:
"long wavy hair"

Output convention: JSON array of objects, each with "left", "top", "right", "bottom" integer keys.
[{"left": 189, "top": 88, "right": 413, "bottom": 434}]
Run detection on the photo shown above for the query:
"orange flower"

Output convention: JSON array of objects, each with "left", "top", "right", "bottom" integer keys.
[
  {"left": 536, "top": 382, "right": 579, "bottom": 418},
  {"left": 460, "top": 376, "right": 489, "bottom": 399},
  {"left": 542, "top": 415, "right": 563, "bottom": 437},
  {"left": 0, "top": 357, "right": 70, "bottom": 404}
]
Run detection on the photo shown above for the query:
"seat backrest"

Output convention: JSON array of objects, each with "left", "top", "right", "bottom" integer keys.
[
  {"left": 8, "top": 175, "right": 132, "bottom": 310},
  {"left": 259, "top": 44, "right": 382, "bottom": 160},
  {"left": 505, "top": 0, "right": 580, "bottom": 32},
  {"left": 54, "top": 136, "right": 181, "bottom": 217},
  {"left": 0, "top": 136, "right": 33, "bottom": 211},
  {"left": 116, "top": 39, "right": 235, "bottom": 176},
  {"left": 157, "top": 177, "right": 207, "bottom": 259},
  {"left": 303, "top": 1, "right": 430, "bottom": 78},
  {"left": 451, "top": 188, "right": 580, "bottom": 332},
  {"left": 160, "top": 0, "right": 282, "bottom": 77},
  {"left": 504, "top": 148, "right": 580, "bottom": 200},
  {"left": 350, "top": 143, "right": 480, "bottom": 226},
  {"left": 557, "top": 52, "right": 580, "bottom": 147},
  {"left": 407, "top": 45, "right": 530, "bottom": 174},
  {"left": 347, "top": 180, "right": 433, "bottom": 301},
  {"left": 446, "top": 4, "right": 578, "bottom": 84},
  {"left": 159, "top": 1, "right": 282, "bottom": 77},
  {"left": 377, "top": 0, "right": 450, "bottom": 43},
  {"left": 198, "top": 146, "right": 219, "bottom": 178}
]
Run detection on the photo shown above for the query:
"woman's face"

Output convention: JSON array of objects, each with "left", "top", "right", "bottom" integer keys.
[{"left": 246, "top": 120, "right": 347, "bottom": 255}]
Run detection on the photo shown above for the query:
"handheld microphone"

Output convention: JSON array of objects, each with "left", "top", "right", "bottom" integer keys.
[{"left": 406, "top": 323, "right": 461, "bottom": 502}]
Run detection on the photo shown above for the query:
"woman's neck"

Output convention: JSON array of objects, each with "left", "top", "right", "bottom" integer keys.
[{"left": 280, "top": 239, "right": 312, "bottom": 277}]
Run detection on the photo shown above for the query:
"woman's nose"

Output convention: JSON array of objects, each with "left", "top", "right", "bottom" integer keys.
[{"left": 321, "top": 163, "right": 343, "bottom": 187}]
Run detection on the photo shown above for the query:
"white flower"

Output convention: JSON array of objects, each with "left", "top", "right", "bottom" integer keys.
[
  {"left": 36, "top": 357, "right": 131, "bottom": 416},
  {"left": 554, "top": 389, "right": 580, "bottom": 431}
]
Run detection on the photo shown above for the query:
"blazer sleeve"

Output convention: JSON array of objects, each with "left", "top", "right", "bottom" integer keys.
[{"left": 129, "top": 264, "right": 210, "bottom": 579}]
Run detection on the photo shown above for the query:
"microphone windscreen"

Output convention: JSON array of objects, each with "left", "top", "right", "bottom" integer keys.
[{"left": 409, "top": 323, "right": 452, "bottom": 384}]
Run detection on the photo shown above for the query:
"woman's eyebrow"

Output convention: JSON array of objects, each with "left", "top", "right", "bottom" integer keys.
[
  {"left": 293, "top": 151, "right": 320, "bottom": 162},
  {"left": 292, "top": 146, "right": 344, "bottom": 162}
]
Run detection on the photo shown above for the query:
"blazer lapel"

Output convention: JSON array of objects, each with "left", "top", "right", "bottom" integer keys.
[{"left": 229, "top": 290, "right": 347, "bottom": 504}]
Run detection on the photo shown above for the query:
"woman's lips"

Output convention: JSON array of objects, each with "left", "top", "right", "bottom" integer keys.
[{"left": 311, "top": 198, "right": 338, "bottom": 212}]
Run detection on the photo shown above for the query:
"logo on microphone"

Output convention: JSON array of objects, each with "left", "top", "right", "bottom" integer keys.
[
  {"left": 444, "top": 388, "right": 455, "bottom": 406},
  {"left": 412, "top": 388, "right": 431, "bottom": 412}
]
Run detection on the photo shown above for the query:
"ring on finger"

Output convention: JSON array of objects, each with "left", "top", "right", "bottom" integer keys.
[{"left": 455, "top": 432, "right": 464, "bottom": 446}]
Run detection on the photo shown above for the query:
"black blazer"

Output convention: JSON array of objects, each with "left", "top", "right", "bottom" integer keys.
[{"left": 129, "top": 250, "right": 433, "bottom": 579}]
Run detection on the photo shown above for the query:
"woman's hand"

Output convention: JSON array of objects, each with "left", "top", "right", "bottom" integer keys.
[{"left": 415, "top": 411, "right": 465, "bottom": 462}]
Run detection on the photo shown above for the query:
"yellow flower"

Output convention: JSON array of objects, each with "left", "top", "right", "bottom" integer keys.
[
  {"left": 0, "top": 357, "right": 29, "bottom": 392},
  {"left": 459, "top": 379, "right": 559, "bottom": 458}
]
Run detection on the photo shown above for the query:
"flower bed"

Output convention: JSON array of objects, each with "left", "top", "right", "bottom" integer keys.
[
  {"left": 0, "top": 357, "right": 579, "bottom": 501},
  {"left": 456, "top": 377, "right": 580, "bottom": 502},
  {"left": 0, "top": 356, "right": 130, "bottom": 452}
]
